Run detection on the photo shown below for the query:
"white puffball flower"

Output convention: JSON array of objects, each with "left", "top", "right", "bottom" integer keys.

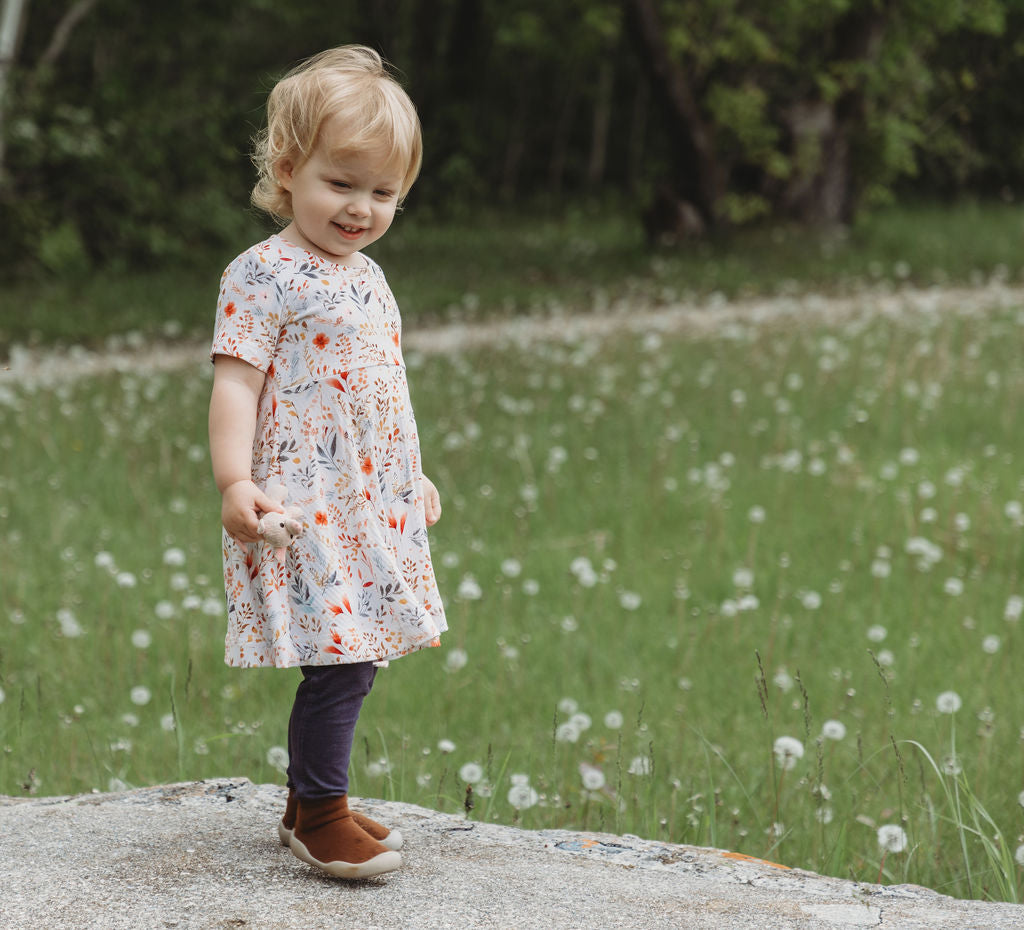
[
  {"left": 555, "top": 722, "right": 581, "bottom": 743},
  {"left": 160, "top": 713, "right": 176, "bottom": 732},
  {"left": 628, "top": 756, "right": 652, "bottom": 776},
  {"left": 0, "top": 686, "right": 5, "bottom": 704},
  {"left": 129, "top": 686, "right": 151, "bottom": 706},
  {"left": 130, "top": 630, "right": 152, "bottom": 649},
  {"left": 569, "top": 712, "right": 592, "bottom": 732},
  {"left": 867, "top": 624, "right": 888, "bottom": 643},
  {"left": 266, "top": 746, "right": 289, "bottom": 772},
  {"left": 57, "top": 609, "right": 83, "bottom": 638},
  {"left": 445, "top": 648, "right": 468, "bottom": 672},
  {"left": 944, "top": 577, "right": 964, "bottom": 597},
  {"left": 748, "top": 505, "right": 766, "bottom": 524},
  {"left": 619, "top": 591, "right": 643, "bottom": 610},
  {"left": 982, "top": 635, "right": 1001, "bottom": 655},
  {"left": 773, "top": 736, "right": 804, "bottom": 771},
  {"left": 500, "top": 558, "right": 522, "bottom": 577},
  {"left": 877, "top": 824, "right": 909, "bottom": 854},
  {"left": 507, "top": 783, "right": 539, "bottom": 809},
  {"left": 580, "top": 764, "right": 606, "bottom": 791},
  {"left": 458, "top": 762, "right": 484, "bottom": 784},
  {"left": 437, "top": 739, "right": 456, "bottom": 754},
  {"left": 163, "top": 547, "right": 186, "bottom": 566},
  {"left": 154, "top": 601, "right": 175, "bottom": 620},
  {"left": 821, "top": 720, "right": 847, "bottom": 741},
  {"left": 116, "top": 572, "right": 137, "bottom": 588},
  {"left": 1015, "top": 844, "right": 1024, "bottom": 868},
  {"left": 558, "top": 697, "right": 579, "bottom": 715},
  {"left": 936, "top": 691, "right": 963, "bottom": 714},
  {"left": 457, "top": 575, "right": 483, "bottom": 600},
  {"left": 604, "top": 710, "right": 624, "bottom": 729}
]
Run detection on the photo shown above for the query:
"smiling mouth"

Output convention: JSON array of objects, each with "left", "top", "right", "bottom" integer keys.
[{"left": 334, "top": 222, "right": 366, "bottom": 236}]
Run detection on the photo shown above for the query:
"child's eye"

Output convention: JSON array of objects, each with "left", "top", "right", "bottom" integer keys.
[
  {"left": 330, "top": 181, "right": 351, "bottom": 190},
  {"left": 375, "top": 189, "right": 395, "bottom": 198}
]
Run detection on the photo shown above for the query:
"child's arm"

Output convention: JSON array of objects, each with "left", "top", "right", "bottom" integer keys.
[{"left": 209, "top": 355, "right": 283, "bottom": 543}]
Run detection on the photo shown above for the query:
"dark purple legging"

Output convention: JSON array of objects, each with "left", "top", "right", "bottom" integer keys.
[{"left": 286, "top": 662, "right": 377, "bottom": 799}]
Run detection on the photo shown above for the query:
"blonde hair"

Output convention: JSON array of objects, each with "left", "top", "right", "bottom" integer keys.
[{"left": 251, "top": 45, "right": 422, "bottom": 222}]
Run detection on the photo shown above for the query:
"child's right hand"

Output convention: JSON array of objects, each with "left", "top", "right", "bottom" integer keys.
[{"left": 221, "top": 480, "right": 285, "bottom": 545}]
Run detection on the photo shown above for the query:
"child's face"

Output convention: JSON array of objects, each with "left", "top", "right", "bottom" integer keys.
[{"left": 277, "top": 120, "right": 404, "bottom": 265}]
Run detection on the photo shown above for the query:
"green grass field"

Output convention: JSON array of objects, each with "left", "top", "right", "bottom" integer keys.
[
  {"left": 2, "top": 278, "right": 1023, "bottom": 900},
  {"left": 2, "top": 198, "right": 1023, "bottom": 357}
]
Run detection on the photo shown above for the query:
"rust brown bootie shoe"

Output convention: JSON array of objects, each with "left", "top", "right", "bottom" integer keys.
[
  {"left": 279, "top": 789, "right": 403, "bottom": 851},
  {"left": 288, "top": 794, "right": 402, "bottom": 879}
]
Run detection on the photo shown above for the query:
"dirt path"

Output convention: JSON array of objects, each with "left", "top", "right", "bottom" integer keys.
[{"left": 4, "top": 281, "right": 1022, "bottom": 389}]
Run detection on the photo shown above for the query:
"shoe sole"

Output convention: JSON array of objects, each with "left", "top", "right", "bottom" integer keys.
[
  {"left": 288, "top": 835, "right": 402, "bottom": 879},
  {"left": 279, "top": 819, "right": 404, "bottom": 852}
]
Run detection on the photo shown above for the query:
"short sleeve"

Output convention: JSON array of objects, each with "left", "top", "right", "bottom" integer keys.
[{"left": 210, "top": 249, "right": 286, "bottom": 373}]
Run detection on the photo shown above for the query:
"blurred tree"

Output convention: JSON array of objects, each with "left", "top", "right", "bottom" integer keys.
[
  {"left": 623, "top": 0, "right": 1009, "bottom": 239},
  {"left": 0, "top": 0, "right": 1017, "bottom": 273}
]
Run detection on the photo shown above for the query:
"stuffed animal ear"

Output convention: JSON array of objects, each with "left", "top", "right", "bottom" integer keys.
[{"left": 265, "top": 483, "right": 289, "bottom": 506}]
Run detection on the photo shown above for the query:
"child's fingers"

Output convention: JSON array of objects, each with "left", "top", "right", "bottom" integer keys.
[{"left": 254, "top": 491, "right": 286, "bottom": 515}]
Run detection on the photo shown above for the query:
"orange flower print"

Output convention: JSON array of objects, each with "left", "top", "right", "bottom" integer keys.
[
  {"left": 328, "top": 595, "right": 352, "bottom": 615},
  {"left": 388, "top": 510, "right": 407, "bottom": 533},
  {"left": 361, "top": 455, "right": 373, "bottom": 475},
  {"left": 224, "top": 301, "right": 237, "bottom": 316},
  {"left": 313, "top": 332, "right": 329, "bottom": 350},
  {"left": 325, "top": 628, "right": 345, "bottom": 656},
  {"left": 315, "top": 511, "right": 328, "bottom": 526}
]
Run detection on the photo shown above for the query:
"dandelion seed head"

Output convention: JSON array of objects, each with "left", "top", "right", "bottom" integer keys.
[
  {"left": 867, "top": 624, "right": 888, "bottom": 643},
  {"left": 445, "top": 648, "right": 468, "bottom": 672},
  {"left": 555, "top": 722, "right": 581, "bottom": 743},
  {"left": 266, "top": 746, "right": 288, "bottom": 772},
  {"left": 982, "top": 635, "right": 1001, "bottom": 655},
  {"left": 628, "top": 756, "right": 651, "bottom": 776},
  {"left": 129, "top": 686, "right": 151, "bottom": 706},
  {"left": 619, "top": 591, "right": 642, "bottom": 610},
  {"left": 558, "top": 697, "right": 579, "bottom": 715},
  {"left": 878, "top": 824, "right": 908, "bottom": 854},
  {"left": 457, "top": 575, "right": 483, "bottom": 600},
  {"left": 507, "top": 783, "right": 539, "bottom": 810},
  {"left": 821, "top": 720, "right": 847, "bottom": 741},
  {"left": 936, "top": 690, "right": 963, "bottom": 714},
  {"left": 748, "top": 505, "right": 766, "bottom": 524},
  {"left": 569, "top": 712, "right": 592, "bottom": 732},
  {"left": 458, "top": 762, "right": 484, "bottom": 784},
  {"left": 773, "top": 736, "right": 804, "bottom": 771},
  {"left": 604, "top": 710, "right": 624, "bottom": 729},
  {"left": 580, "top": 764, "right": 606, "bottom": 791},
  {"left": 160, "top": 713, "right": 176, "bottom": 732},
  {"left": 163, "top": 547, "right": 186, "bottom": 566},
  {"left": 501, "top": 558, "right": 522, "bottom": 577},
  {"left": 131, "top": 630, "right": 152, "bottom": 649},
  {"left": 437, "top": 739, "right": 456, "bottom": 754},
  {"left": 1016, "top": 844, "right": 1024, "bottom": 868}
]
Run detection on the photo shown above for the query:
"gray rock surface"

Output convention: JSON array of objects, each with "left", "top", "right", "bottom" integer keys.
[{"left": 1, "top": 778, "right": 1021, "bottom": 929}]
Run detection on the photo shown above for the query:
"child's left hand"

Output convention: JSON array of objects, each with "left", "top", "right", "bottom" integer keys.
[{"left": 420, "top": 474, "right": 442, "bottom": 526}]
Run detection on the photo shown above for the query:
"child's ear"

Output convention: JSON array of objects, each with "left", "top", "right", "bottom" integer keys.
[{"left": 276, "top": 159, "right": 295, "bottom": 191}]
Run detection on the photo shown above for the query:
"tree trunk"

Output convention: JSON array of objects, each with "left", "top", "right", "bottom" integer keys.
[
  {"left": 622, "top": 0, "right": 723, "bottom": 230},
  {"left": 780, "top": 2, "right": 890, "bottom": 225},
  {"left": 548, "top": 80, "right": 579, "bottom": 196},
  {"left": 0, "top": 0, "right": 30, "bottom": 178},
  {"left": 586, "top": 56, "right": 614, "bottom": 187}
]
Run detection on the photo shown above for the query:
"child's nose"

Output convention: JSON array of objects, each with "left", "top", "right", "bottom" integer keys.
[{"left": 346, "top": 195, "right": 371, "bottom": 217}]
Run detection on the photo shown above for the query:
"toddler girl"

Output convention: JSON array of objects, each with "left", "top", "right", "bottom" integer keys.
[{"left": 208, "top": 45, "right": 447, "bottom": 880}]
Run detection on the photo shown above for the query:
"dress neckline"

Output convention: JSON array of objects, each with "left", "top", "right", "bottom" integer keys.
[{"left": 268, "top": 234, "right": 371, "bottom": 276}]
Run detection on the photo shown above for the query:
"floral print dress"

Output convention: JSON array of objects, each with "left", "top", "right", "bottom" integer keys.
[{"left": 211, "top": 234, "right": 447, "bottom": 668}]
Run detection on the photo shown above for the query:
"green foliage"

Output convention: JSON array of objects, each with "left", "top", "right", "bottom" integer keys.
[{"left": 0, "top": 0, "right": 1021, "bottom": 272}]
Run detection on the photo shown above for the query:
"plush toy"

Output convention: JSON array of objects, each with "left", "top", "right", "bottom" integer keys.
[{"left": 258, "top": 484, "right": 305, "bottom": 564}]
